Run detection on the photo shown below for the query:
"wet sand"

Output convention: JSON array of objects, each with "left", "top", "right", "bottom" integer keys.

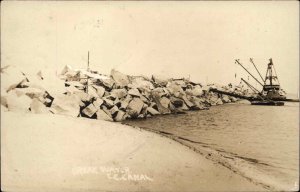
[{"left": 1, "top": 110, "right": 266, "bottom": 191}]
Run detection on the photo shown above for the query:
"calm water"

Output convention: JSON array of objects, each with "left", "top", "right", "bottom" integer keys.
[{"left": 125, "top": 101, "right": 299, "bottom": 190}]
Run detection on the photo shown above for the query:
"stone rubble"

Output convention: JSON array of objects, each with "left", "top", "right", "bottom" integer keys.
[{"left": 1, "top": 65, "right": 250, "bottom": 122}]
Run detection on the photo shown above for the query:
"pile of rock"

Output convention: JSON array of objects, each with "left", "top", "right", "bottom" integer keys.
[{"left": 1, "top": 65, "right": 246, "bottom": 122}]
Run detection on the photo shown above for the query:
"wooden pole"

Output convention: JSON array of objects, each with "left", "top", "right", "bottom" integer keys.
[{"left": 86, "top": 51, "right": 90, "bottom": 94}]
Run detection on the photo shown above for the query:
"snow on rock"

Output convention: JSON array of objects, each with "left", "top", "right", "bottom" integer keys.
[
  {"left": 111, "top": 69, "right": 130, "bottom": 88},
  {"left": 6, "top": 91, "right": 31, "bottom": 113},
  {"left": 1, "top": 64, "right": 242, "bottom": 122}
]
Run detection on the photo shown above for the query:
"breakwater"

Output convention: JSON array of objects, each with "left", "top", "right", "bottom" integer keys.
[{"left": 1, "top": 65, "right": 250, "bottom": 121}]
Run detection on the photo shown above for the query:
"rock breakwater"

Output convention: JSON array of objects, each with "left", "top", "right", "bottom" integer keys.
[{"left": 1, "top": 65, "right": 250, "bottom": 121}]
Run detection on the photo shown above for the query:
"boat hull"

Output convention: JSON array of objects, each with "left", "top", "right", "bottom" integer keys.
[{"left": 250, "top": 101, "right": 284, "bottom": 106}]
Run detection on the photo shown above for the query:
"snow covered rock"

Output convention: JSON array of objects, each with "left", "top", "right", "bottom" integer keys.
[{"left": 111, "top": 69, "right": 130, "bottom": 87}]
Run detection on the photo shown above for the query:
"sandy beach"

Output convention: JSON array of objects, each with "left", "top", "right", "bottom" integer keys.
[{"left": 1, "top": 110, "right": 267, "bottom": 192}]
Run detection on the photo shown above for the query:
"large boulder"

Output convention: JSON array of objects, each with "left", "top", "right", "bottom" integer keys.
[
  {"left": 229, "top": 96, "right": 238, "bottom": 102},
  {"left": 151, "top": 75, "right": 169, "bottom": 87},
  {"left": 189, "top": 96, "right": 207, "bottom": 110},
  {"left": 221, "top": 95, "right": 231, "bottom": 103},
  {"left": 151, "top": 88, "right": 168, "bottom": 98},
  {"left": 191, "top": 85, "right": 203, "bottom": 96},
  {"left": 146, "top": 107, "right": 160, "bottom": 115},
  {"left": 30, "top": 98, "right": 49, "bottom": 114},
  {"left": 114, "top": 110, "right": 126, "bottom": 121},
  {"left": 179, "top": 94, "right": 195, "bottom": 108},
  {"left": 178, "top": 102, "right": 189, "bottom": 111},
  {"left": 101, "top": 106, "right": 113, "bottom": 118},
  {"left": 111, "top": 69, "right": 130, "bottom": 88},
  {"left": 103, "top": 98, "right": 114, "bottom": 108},
  {"left": 151, "top": 92, "right": 171, "bottom": 114},
  {"left": 109, "top": 105, "right": 119, "bottom": 117},
  {"left": 93, "top": 98, "right": 104, "bottom": 108},
  {"left": 127, "top": 97, "right": 144, "bottom": 118},
  {"left": 64, "top": 85, "right": 83, "bottom": 97},
  {"left": 166, "top": 81, "right": 184, "bottom": 96},
  {"left": 110, "top": 88, "right": 127, "bottom": 99},
  {"left": 73, "top": 91, "right": 92, "bottom": 103},
  {"left": 98, "top": 78, "right": 115, "bottom": 90},
  {"left": 92, "top": 85, "right": 105, "bottom": 98},
  {"left": 128, "top": 88, "right": 141, "bottom": 97},
  {"left": 120, "top": 99, "right": 129, "bottom": 111},
  {"left": 160, "top": 97, "right": 170, "bottom": 109},
  {"left": 131, "top": 77, "right": 154, "bottom": 90},
  {"left": 216, "top": 98, "right": 223, "bottom": 105},
  {"left": 96, "top": 109, "right": 113, "bottom": 121},
  {"left": 1, "top": 65, "right": 29, "bottom": 93},
  {"left": 6, "top": 91, "right": 31, "bottom": 113},
  {"left": 49, "top": 94, "right": 82, "bottom": 117},
  {"left": 13, "top": 87, "right": 45, "bottom": 99}
]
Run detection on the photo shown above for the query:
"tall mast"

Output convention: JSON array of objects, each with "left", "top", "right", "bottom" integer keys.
[
  {"left": 272, "top": 59, "right": 280, "bottom": 85},
  {"left": 235, "top": 59, "right": 264, "bottom": 86},
  {"left": 265, "top": 58, "right": 277, "bottom": 86},
  {"left": 250, "top": 58, "right": 264, "bottom": 83},
  {"left": 87, "top": 51, "right": 90, "bottom": 72}
]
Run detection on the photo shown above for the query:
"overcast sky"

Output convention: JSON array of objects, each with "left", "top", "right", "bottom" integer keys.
[{"left": 2, "top": 1, "right": 299, "bottom": 94}]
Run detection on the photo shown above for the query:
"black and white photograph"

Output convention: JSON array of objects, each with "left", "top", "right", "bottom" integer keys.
[{"left": 1, "top": 1, "right": 299, "bottom": 191}]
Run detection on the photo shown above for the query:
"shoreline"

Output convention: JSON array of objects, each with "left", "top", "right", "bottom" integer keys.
[
  {"left": 123, "top": 101, "right": 298, "bottom": 191},
  {"left": 123, "top": 121, "right": 274, "bottom": 191},
  {"left": 1, "top": 110, "right": 266, "bottom": 192}
]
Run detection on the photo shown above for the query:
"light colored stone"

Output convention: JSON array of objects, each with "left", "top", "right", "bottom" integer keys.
[
  {"left": 140, "top": 95, "right": 150, "bottom": 104},
  {"left": 30, "top": 98, "right": 49, "bottom": 114},
  {"left": 75, "top": 91, "right": 92, "bottom": 102},
  {"left": 93, "top": 98, "right": 104, "bottom": 108},
  {"left": 103, "top": 98, "right": 114, "bottom": 108},
  {"left": 181, "top": 95, "right": 195, "bottom": 108},
  {"left": 191, "top": 85, "right": 203, "bottom": 96},
  {"left": 114, "top": 110, "right": 125, "bottom": 121},
  {"left": 216, "top": 98, "right": 223, "bottom": 105},
  {"left": 110, "top": 89, "right": 127, "bottom": 99},
  {"left": 222, "top": 95, "right": 231, "bottom": 103},
  {"left": 87, "top": 86, "right": 100, "bottom": 98},
  {"left": 50, "top": 94, "right": 82, "bottom": 117},
  {"left": 111, "top": 69, "right": 130, "bottom": 87},
  {"left": 92, "top": 85, "right": 105, "bottom": 98},
  {"left": 127, "top": 98, "right": 144, "bottom": 117},
  {"left": 13, "top": 87, "right": 45, "bottom": 99},
  {"left": 151, "top": 92, "right": 171, "bottom": 114},
  {"left": 151, "top": 75, "right": 169, "bottom": 86},
  {"left": 120, "top": 100, "right": 129, "bottom": 110},
  {"left": 6, "top": 91, "right": 31, "bottom": 113},
  {"left": 146, "top": 107, "right": 160, "bottom": 115},
  {"left": 131, "top": 77, "right": 154, "bottom": 90},
  {"left": 109, "top": 105, "right": 119, "bottom": 116},
  {"left": 128, "top": 88, "right": 141, "bottom": 97},
  {"left": 96, "top": 109, "right": 113, "bottom": 121},
  {"left": 160, "top": 97, "right": 170, "bottom": 109},
  {"left": 82, "top": 103, "right": 97, "bottom": 117},
  {"left": 101, "top": 106, "right": 113, "bottom": 118},
  {"left": 1, "top": 65, "right": 29, "bottom": 93},
  {"left": 178, "top": 102, "right": 190, "bottom": 111}
]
